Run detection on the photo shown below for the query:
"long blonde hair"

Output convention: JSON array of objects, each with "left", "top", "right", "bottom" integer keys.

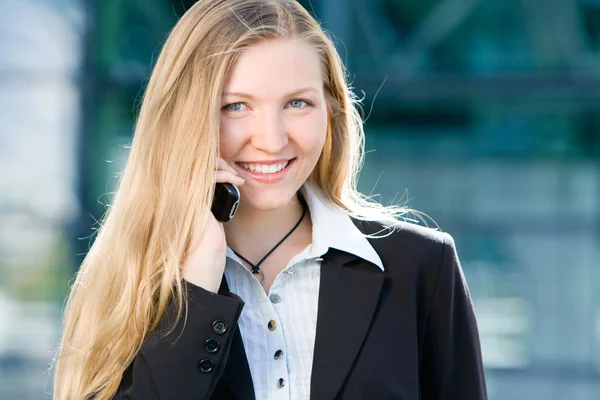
[{"left": 53, "top": 0, "right": 409, "bottom": 398}]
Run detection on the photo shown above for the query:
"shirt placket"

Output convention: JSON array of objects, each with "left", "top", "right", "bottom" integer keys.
[{"left": 264, "top": 271, "right": 291, "bottom": 399}]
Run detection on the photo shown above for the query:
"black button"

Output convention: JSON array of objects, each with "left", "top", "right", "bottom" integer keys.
[
  {"left": 212, "top": 320, "right": 228, "bottom": 335},
  {"left": 274, "top": 350, "right": 283, "bottom": 360},
  {"left": 199, "top": 358, "right": 215, "bottom": 373},
  {"left": 205, "top": 338, "right": 220, "bottom": 354},
  {"left": 268, "top": 320, "right": 277, "bottom": 331},
  {"left": 278, "top": 378, "right": 286, "bottom": 388}
]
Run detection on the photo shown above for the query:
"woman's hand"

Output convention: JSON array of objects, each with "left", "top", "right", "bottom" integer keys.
[{"left": 182, "top": 158, "right": 244, "bottom": 293}]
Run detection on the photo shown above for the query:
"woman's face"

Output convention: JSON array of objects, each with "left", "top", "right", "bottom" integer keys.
[{"left": 219, "top": 39, "right": 328, "bottom": 211}]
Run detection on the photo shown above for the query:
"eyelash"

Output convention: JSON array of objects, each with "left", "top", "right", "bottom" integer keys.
[{"left": 221, "top": 99, "right": 314, "bottom": 112}]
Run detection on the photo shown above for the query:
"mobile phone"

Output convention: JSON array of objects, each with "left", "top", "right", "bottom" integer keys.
[{"left": 211, "top": 182, "right": 240, "bottom": 222}]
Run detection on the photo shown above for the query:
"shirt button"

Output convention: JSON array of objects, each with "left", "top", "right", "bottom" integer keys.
[
  {"left": 212, "top": 320, "right": 228, "bottom": 335},
  {"left": 274, "top": 350, "right": 283, "bottom": 360},
  {"left": 199, "top": 358, "right": 215, "bottom": 373},
  {"left": 269, "top": 293, "right": 282, "bottom": 303},
  {"left": 204, "top": 338, "right": 220, "bottom": 354},
  {"left": 278, "top": 378, "right": 286, "bottom": 388},
  {"left": 286, "top": 269, "right": 295, "bottom": 274},
  {"left": 268, "top": 320, "right": 277, "bottom": 331}
]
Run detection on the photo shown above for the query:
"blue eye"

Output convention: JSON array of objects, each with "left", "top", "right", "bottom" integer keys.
[
  {"left": 289, "top": 99, "right": 309, "bottom": 109},
  {"left": 222, "top": 102, "right": 246, "bottom": 112}
]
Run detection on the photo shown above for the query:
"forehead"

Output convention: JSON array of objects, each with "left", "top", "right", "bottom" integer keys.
[{"left": 223, "top": 39, "right": 323, "bottom": 97}]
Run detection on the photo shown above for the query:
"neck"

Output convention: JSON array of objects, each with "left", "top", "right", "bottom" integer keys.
[{"left": 223, "top": 193, "right": 309, "bottom": 262}]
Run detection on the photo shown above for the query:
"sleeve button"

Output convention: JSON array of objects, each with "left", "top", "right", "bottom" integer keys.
[
  {"left": 212, "top": 319, "right": 228, "bottom": 335},
  {"left": 205, "top": 338, "right": 220, "bottom": 354},
  {"left": 199, "top": 358, "right": 215, "bottom": 373}
]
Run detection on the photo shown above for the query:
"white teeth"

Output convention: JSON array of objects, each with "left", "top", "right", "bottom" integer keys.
[{"left": 239, "top": 160, "right": 290, "bottom": 174}]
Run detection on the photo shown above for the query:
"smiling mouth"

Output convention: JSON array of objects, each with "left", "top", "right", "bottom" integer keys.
[{"left": 235, "top": 159, "right": 293, "bottom": 174}]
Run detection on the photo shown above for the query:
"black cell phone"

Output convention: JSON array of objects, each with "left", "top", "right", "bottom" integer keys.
[{"left": 211, "top": 182, "right": 240, "bottom": 222}]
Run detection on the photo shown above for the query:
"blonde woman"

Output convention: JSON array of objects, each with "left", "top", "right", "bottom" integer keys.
[{"left": 53, "top": 0, "right": 487, "bottom": 399}]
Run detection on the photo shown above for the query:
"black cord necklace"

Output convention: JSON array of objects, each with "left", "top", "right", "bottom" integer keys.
[{"left": 232, "top": 193, "right": 307, "bottom": 286}]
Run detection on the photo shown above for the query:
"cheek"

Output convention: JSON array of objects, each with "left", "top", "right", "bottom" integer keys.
[
  {"left": 219, "top": 119, "right": 243, "bottom": 158},
  {"left": 299, "top": 114, "right": 328, "bottom": 156}
]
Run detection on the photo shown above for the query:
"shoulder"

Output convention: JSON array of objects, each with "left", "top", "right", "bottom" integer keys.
[
  {"left": 354, "top": 219, "right": 455, "bottom": 263},
  {"left": 353, "top": 218, "right": 465, "bottom": 315},
  {"left": 351, "top": 218, "right": 461, "bottom": 294}
]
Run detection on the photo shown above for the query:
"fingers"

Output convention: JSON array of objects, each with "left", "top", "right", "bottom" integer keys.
[
  {"left": 217, "top": 158, "right": 237, "bottom": 174},
  {"left": 216, "top": 158, "right": 245, "bottom": 186},
  {"left": 216, "top": 170, "right": 245, "bottom": 186}
]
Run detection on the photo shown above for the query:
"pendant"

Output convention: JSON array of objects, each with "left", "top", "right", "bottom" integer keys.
[{"left": 252, "top": 269, "right": 266, "bottom": 285}]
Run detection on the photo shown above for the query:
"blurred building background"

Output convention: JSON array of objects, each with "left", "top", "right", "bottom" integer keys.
[{"left": 0, "top": 0, "right": 599, "bottom": 398}]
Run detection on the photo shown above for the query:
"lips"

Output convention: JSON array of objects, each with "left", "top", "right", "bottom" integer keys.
[
  {"left": 234, "top": 158, "right": 295, "bottom": 184},
  {"left": 237, "top": 160, "right": 290, "bottom": 174}
]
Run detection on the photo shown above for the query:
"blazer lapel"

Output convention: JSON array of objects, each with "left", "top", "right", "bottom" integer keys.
[{"left": 310, "top": 248, "right": 384, "bottom": 399}]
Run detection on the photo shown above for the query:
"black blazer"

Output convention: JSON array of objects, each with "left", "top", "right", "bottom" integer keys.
[{"left": 112, "top": 220, "right": 487, "bottom": 399}]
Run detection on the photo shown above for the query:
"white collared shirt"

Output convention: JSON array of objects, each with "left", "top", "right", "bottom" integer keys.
[{"left": 223, "top": 184, "right": 384, "bottom": 400}]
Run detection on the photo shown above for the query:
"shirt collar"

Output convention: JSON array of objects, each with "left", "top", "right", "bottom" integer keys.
[
  {"left": 225, "top": 184, "right": 384, "bottom": 272},
  {"left": 301, "top": 184, "right": 384, "bottom": 271}
]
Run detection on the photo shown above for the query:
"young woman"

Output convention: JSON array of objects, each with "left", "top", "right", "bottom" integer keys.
[{"left": 53, "top": 0, "right": 487, "bottom": 399}]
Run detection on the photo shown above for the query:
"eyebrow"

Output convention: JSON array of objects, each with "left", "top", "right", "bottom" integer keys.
[{"left": 222, "top": 87, "right": 319, "bottom": 99}]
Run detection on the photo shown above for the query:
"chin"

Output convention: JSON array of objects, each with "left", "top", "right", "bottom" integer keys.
[{"left": 239, "top": 185, "right": 301, "bottom": 212}]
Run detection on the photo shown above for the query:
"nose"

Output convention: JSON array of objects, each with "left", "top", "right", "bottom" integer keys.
[{"left": 249, "top": 109, "right": 288, "bottom": 154}]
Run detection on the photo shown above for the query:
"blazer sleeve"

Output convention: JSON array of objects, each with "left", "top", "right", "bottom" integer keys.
[
  {"left": 419, "top": 232, "right": 488, "bottom": 400},
  {"left": 111, "top": 281, "right": 244, "bottom": 400}
]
